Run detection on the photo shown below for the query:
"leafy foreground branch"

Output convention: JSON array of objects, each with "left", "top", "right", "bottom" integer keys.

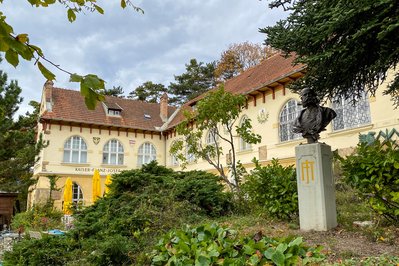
[
  {"left": 151, "top": 223, "right": 325, "bottom": 265},
  {"left": 0, "top": 0, "right": 142, "bottom": 109}
]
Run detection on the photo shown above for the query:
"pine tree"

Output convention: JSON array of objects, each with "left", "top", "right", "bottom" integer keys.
[
  {"left": 0, "top": 59, "right": 45, "bottom": 209},
  {"left": 262, "top": 0, "right": 399, "bottom": 106},
  {"left": 168, "top": 59, "right": 217, "bottom": 106}
]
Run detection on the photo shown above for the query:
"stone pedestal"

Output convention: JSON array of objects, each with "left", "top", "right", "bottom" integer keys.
[{"left": 295, "top": 143, "right": 337, "bottom": 231}]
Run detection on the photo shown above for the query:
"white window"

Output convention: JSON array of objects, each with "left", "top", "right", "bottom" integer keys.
[
  {"left": 103, "top": 139, "right": 124, "bottom": 165},
  {"left": 239, "top": 115, "right": 252, "bottom": 151},
  {"left": 63, "top": 136, "right": 87, "bottom": 163},
  {"left": 72, "top": 182, "right": 83, "bottom": 205},
  {"left": 108, "top": 109, "right": 121, "bottom": 116},
  {"left": 170, "top": 141, "right": 179, "bottom": 166},
  {"left": 206, "top": 128, "right": 219, "bottom": 146},
  {"left": 332, "top": 91, "right": 371, "bottom": 131},
  {"left": 137, "top": 142, "right": 157, "bottom": 166},
  {"left": 186, "top": 148, "right": 196, "bottom": 163},
  {"left": 279, "top": 99, "right": 302, "bottom": 142}
]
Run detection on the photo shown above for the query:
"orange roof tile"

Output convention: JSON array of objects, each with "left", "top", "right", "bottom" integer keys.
[
  {"left": 41, "top": 88, "right": 177, "bottom": 131},
  {"left": 167, "top": 53, "right": 304, "bottom": 129}
]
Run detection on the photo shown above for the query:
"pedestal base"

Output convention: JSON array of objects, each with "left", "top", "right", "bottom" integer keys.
[{"left": 295, "top": 143, "right": 337, "bottom": 231}]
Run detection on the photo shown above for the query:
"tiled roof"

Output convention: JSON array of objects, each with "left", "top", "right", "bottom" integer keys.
[
  {"left": 41, "top": 53, "right": 303, "bottom": 132},
  {"left": 223, "top": 53, "right": 304, "bottom": 94},
  {"left": 167, "top": 53, "right": 304, "bottom": 129},
  {"left": 40, "top": 88, "right": 177, "bottom": 131}
]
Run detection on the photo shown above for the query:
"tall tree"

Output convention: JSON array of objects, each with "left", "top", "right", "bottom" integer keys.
[
  {"left": 261, "top": 0, "right": 399, "bottom": 106},
  {"left": 104, "top": 86, "right": 125, "bottom": 98},
  {"left": 0, "top": 61, "right": 45, "bottom": 209},
  {"left": 170, "top": 85, "right": 261, "bottom": 191},
  {"left": 168, "top": 59, "right": 217, "bottom": 106},
  {"left": 215, "top": 42, "right": 278, "bottom": 81},
  {"left": 128, "top": 81, "right": 167, "bottom": 103},
  {"left": 0, "top": 1, "right": 142, "bottom": 109}
]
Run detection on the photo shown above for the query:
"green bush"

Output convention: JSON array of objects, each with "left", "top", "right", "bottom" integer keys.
[
  {"left": 150, "top": 223, "right": 325, "bottom": 266},
  {"left": 11, "top": 202, "right": 64, "bottom": 231},
  {"left": 242, "top": 159, "right": 298, "bottom": 220},
  {"left": 4, "top": 162, "right": 233, "bottom": 265},
  {"left": 174, "top": 170, "right": 233, "bottom": 217},
  {"left": 3, "top": 234, "right": 79, "bottom": 266},
  {"left": 338, "top": 140, "right": 399, "bottom": 224}
]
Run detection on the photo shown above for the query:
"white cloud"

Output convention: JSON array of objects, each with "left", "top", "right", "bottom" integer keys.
[{"left": 0, "top": 1, "right": 287, "bottom": 114}]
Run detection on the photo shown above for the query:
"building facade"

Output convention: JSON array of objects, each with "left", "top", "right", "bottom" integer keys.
[{"left": 28, "top": 54, "right": 399, "bottom": 210}]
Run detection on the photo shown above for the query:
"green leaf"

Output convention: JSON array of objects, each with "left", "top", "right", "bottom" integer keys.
[
  {"left": 276, "top": 243, "right": 288, "bottom": 253},
  {"left": 94, "top": 4, "right": 104, "bottom": 14},
  {"left": 67, "top": 8, "right": 76, "bottom": 22},
  {"left": 81, "top": 74, "right": 105, "bottom": 90},
  {"left": 288, "top": 237, "right": 303, "bottom": 247},
  {"left": 271, "top": 250, "right": 285, "bottom": 266},
  {"left": 69, "top": 73, "right": 83, "bottom": 83},
  {"left": 263, "top": 247, "right": 274, "bottom": 260},
  {"left": 394, "top": 161, "right": 399, "bottom": 169},
  {"left": 0, "top": 37, "right": 9, "bottom": 51},
  {"left": 37, "top": 62, "right": 56, "bottom": 80},
  {"left": 29, "top": 44, "right": 43, "bottom": 57},
  {"left": 5, "top": 49, "right": 19, "bottom": 67},
  {"left": 120, "top": 0, "right": 126, "bottom": 8},
  {"left": 16, "top": 33, "right": 29, "bottom": 43},
  {"left": 0, "top": 19, "right": 14, "bottom": 36},
  {"left": 196, "top": 255, "right": 211, "bottom": 266}
]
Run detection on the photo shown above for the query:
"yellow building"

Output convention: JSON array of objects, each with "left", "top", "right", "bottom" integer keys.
[{"left": 28, "top": 53, "right": 399, "bottom": 210}]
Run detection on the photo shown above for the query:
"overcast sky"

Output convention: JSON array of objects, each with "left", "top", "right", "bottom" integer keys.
[{"left": 1, "top": 0, "right": 286, "bottom": 115}]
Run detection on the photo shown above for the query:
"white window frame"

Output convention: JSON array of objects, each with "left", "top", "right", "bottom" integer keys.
[
  {"left": 186, "top": 148, "right": 196, "bottom": 163},
  {"left": 206, "top": 128, "right": 219, "bottom": 146},
  {"left": 137, "top": 142, "right": 157, "bottom": 166},
  {"left": 239, "top": 115, "right": 252, "bottom": 151},
  {"left": 63, "top": 136, "right": 87, "bottom": 163},
  {"left": 279, "top": 99, "right": 302, "bottom": 142},
  {"left": 72, "top": 182, "right": 84, "bottom": 205},
  {"left": 332, "top": 91, "right": 371, "bottom": 131},
  {"left": 103, "top": 139, "right": 124, "bottom": 165},
  {"left": 170, "top": 141, "right": 179, "bottom": 166}
]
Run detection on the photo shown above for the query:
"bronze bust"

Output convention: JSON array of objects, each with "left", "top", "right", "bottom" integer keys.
[{"left": 293, "top": 88, "right": 336, "bottom": 144}]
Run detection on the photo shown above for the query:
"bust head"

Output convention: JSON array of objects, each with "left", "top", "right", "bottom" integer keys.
[{"left": 300, "top": 88, "right": 320, "bottom": 107}]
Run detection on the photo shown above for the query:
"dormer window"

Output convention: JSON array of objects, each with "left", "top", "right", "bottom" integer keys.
[
  {"left": 103, "top": 102, "right": 122, "bottom": 117},
  {"left": 144, "top": 114, "right": 151, "bottom": 120},
  {"left": 108, "top": 109, "right": 121, "bottom": 116}
]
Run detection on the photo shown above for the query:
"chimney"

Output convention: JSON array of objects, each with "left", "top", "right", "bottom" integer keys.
[
  {"left": 44, "top": 80, "right": 54, "bottom": 112},
  {"left": 160, "top": 92, "right": 168, "bottom": 122}
]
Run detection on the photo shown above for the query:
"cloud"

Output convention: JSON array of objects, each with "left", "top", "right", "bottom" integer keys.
[{"left": 0, "top": 1, "right": 286, "bottom": 115}]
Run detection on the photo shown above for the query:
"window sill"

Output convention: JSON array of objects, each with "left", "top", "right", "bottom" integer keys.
[
  {"left": 237, "top": 149, "right": 253, "bottom": 155},
  {"left": 276, "top": 138, "right": 303, "bottom": 147},
  {"left": 327, "top": 124, "right": 374, "bottom": 137},
  {"left": 61, "top": 162, "right": 90, "bottom": 167},
  {"left": 100, "top": 164, "right": 127, "bottom": 168}
]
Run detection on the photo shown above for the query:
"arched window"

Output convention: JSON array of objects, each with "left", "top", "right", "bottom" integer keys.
[
  {"left": 332, "top": 91, "right": 371, "bottom": 131},
  {"left": 186, "top": 148, "right": 196, "bottom": 163},
  {"left": 63, "top": 136, "right": 87, "bottom": 163},
  {"left": 137, "top": 142, "right": 157, "bottom": 166},
  {"left": 170, "top": 141, "right": 179, "bottom": 166},
  {"left": 279, "top": 99, "right": 302, "bottom": 142},
  {"left": 72, "top": 182, "right": 83, "bottom": 205},
  {"left": 239, "top": 115, "right": 251, "bottom": 151},
  {"left": 103, "top": 139, "right": 124, "bottom": 165},
  {"left": 206, "top": 128, "right": 219, "bottom": 146}
]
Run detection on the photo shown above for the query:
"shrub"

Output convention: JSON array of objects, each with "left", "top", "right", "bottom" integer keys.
[
  {"left": 338, "top": 140, "right": 399, "bottom": 224},
  {"left": 11, "top": 203, "right": 63, "bottom": 231},
  {"left": 3, "top": 234, "right": 79, "bottom": 266},
  {"left": 4, "top": 162, "right": 233, "bottom": 265},
  {"left": 174, "top": 170, "right": 233, "bottom": 217},
  {"left": 242, "top": 159, "right": 298, "bottom": 220},
  {"left": 150, "top": 223, "right": 325, "bottom": 265}
]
